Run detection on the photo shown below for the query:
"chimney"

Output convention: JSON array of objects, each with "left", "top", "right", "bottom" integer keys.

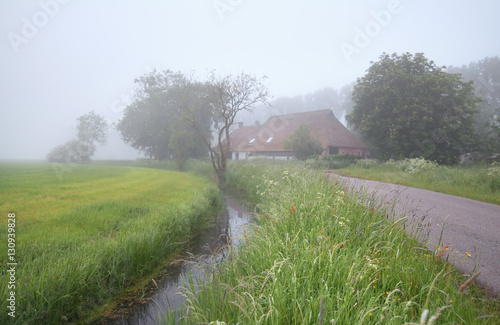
[
  {"left": 238, "top": 122, "right": 244, "bottom": 128},
  {"left": 255, "top": 120, "right": 260, "bottom": 126}
]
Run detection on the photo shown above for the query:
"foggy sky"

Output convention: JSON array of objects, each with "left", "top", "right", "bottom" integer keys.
[{"left": 1, "top": 0, "right": 499, "bottom": 160}]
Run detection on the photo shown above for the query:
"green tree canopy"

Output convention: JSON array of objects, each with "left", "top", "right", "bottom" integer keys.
[
  {"left": 347, "top": 52, "right": 481, "bottom": 164},
  {"left": 116, "top": 70, "right": 209, "bottom": 167},
  {"left": 284, "top": 124, "right": 324, "bottom": 160}
]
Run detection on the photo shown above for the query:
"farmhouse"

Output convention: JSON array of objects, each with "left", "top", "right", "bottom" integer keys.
[{"left": 228, "top": 109, "right": 369, "bottom": 160}]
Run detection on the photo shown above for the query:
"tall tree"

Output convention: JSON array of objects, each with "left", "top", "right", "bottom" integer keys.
[
  {"left": 185, "top": 72, "right": 269, "bottom": 183},
  {"left": 347, "top": 52, "right": 481, "bottom": 164},
  {"left": 168, "top": 79, "right": 212, "bottom": 170},
  {"left": 117, "top": 70, "right": 209, "bottom": 164},
  {"left": 117, "top": 70, "right": 179, "bottom": 160},
  {"left": 447, "top": 56, "right": 500, "bottom": 156},
  {"left": 76, "top": 111, "right": 108, "bottom": 147}
]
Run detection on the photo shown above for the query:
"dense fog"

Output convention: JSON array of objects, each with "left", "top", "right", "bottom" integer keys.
[{"left": 1, "top": 0, "right": 499, "bottom": 160}]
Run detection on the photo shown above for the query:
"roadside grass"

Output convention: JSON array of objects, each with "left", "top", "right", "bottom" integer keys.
[
  {"left": 338, "top": 159, "right": 500, "bottom": 205},
  {"left": 168, "top": 160, "right": 499, "bottom": 324},
  {"left": 0, "top": 162, "right": 221, "bottom": 324}
]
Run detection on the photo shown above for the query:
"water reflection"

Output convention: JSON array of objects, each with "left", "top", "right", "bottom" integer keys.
[{"left": 102, "top": 197, "right": 252, "bottom": 325}]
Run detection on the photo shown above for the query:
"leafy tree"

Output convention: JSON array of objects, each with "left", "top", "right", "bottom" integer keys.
[
  {"left": 284, "top": 124, "right": 324, "bottom": 160},
  {"left": 447, "top": 56, "right": 500, "bottom": 157},
  {"left": 347, "top": 52, "right": 481, "bottom": 164},
  {"left": 185, "top": 72, "right": 269, "bottom": 183},
  {"left": 117, "top": 70, "right": 209, "bottom": 165},
  {"left": 47, "top": 111, "right": 108, "bottom": 164},
  {"left": 117, "top": 70, "right": 180, "bottom": 160},
  {"left": 168, "top": 79, "right": 211, "bottom": 170},
  {"left": 76, "top": 111, "right": 108, "bottom": 146}
]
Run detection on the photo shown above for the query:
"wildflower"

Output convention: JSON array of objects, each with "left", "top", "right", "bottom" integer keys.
[
  {"left": 466, "top": 252, "right": 471, "bottom": 258},
  {"left": 339, "top": 242, "right": 344, "bottom": 249}
]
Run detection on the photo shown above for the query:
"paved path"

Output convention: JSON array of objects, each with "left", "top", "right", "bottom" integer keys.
[{"left": 335, "top": 175, "right": 500, "bottom": 297}]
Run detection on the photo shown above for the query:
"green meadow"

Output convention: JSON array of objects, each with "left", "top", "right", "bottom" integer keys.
[
  {"left": 0, "top": 162, "right": 221, "bottom": 324},
  {"left": 169, "top": 161, "right": 499, "bottom": 324}
]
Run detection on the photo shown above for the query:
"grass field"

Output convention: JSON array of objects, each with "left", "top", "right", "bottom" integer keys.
[
  {"left": 169, "top": 160, "right": 499, "bottom": 324},
  {"left": 0, "top": 162, "right": 221, "bottom": 324},
  {"left": 336, "top": 159, "right": 500, "bottom": 205}
]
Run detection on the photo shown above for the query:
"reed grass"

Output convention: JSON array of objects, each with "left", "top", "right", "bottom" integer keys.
[
  {"left": 168, "top": 160, "right": 499, "bottom": 324},
  {"left": 0, "top": 162, "right": 221, "bottom": 324}
]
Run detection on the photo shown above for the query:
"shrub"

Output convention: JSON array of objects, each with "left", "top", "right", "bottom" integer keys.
[
  {"left": 385, "top": 158, "right": 439, "bottom": 174},
  {"left": 487, "top": 162, "right": 500, "bottom": 192},
  {"left": 46, "top": 140, "right": 95, "bottom": 164},
  {"left": 306, "top": 154, "right": 361, "bottom": 169},
  {"left": 355, "top": 158, "right": 379, "bottom": 169}
]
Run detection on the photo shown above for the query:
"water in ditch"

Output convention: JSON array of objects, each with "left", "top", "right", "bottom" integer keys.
[{"left": 96, "top": 197, "right": 252, "bottom": 325}]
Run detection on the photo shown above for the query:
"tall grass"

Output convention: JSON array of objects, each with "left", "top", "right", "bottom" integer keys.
[
  {"left": 0, "top": 163, "right": 221, "bottom": 324},
  {"left": 168, "top": 160, "right": 499, "bottom": 324},
  {"left": 339, "top": 159, "right": 500, "bottom": 205}
]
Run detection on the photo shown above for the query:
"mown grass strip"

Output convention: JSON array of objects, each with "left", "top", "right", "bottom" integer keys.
[
  {"left": 0, "top": 162, "right": 221, "bottom": 324},
  {"left": 170, "top": 160, "right": 499, "bottom": 324}
]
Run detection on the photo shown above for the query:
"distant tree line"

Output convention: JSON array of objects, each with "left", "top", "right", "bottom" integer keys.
[{"left": 447, "top": 56, "right": 500, "bottom": 157}]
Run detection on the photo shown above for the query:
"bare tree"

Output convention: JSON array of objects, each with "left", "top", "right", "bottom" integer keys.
[{"left": 185, "top": 72, "right": 270, "bottom": 184}]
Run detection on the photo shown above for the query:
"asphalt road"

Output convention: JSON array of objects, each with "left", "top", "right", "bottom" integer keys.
[{"left": 335, "top": 175, "right": 500, "bottom": 297}]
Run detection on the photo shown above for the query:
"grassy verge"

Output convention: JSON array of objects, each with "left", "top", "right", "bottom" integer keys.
[
  {"left": 0, "top": 162, "right": 221, "bottom": 324},
  {"left": 169, "top": 160, "right": 499, "bottom": 324},
  {"left": 338, "top": 159, "right": 500, "bottom": 205}
]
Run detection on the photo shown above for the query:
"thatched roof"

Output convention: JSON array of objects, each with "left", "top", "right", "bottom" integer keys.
[{"left": 229, "top": 109, "right": 368, "bottom": 153}]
